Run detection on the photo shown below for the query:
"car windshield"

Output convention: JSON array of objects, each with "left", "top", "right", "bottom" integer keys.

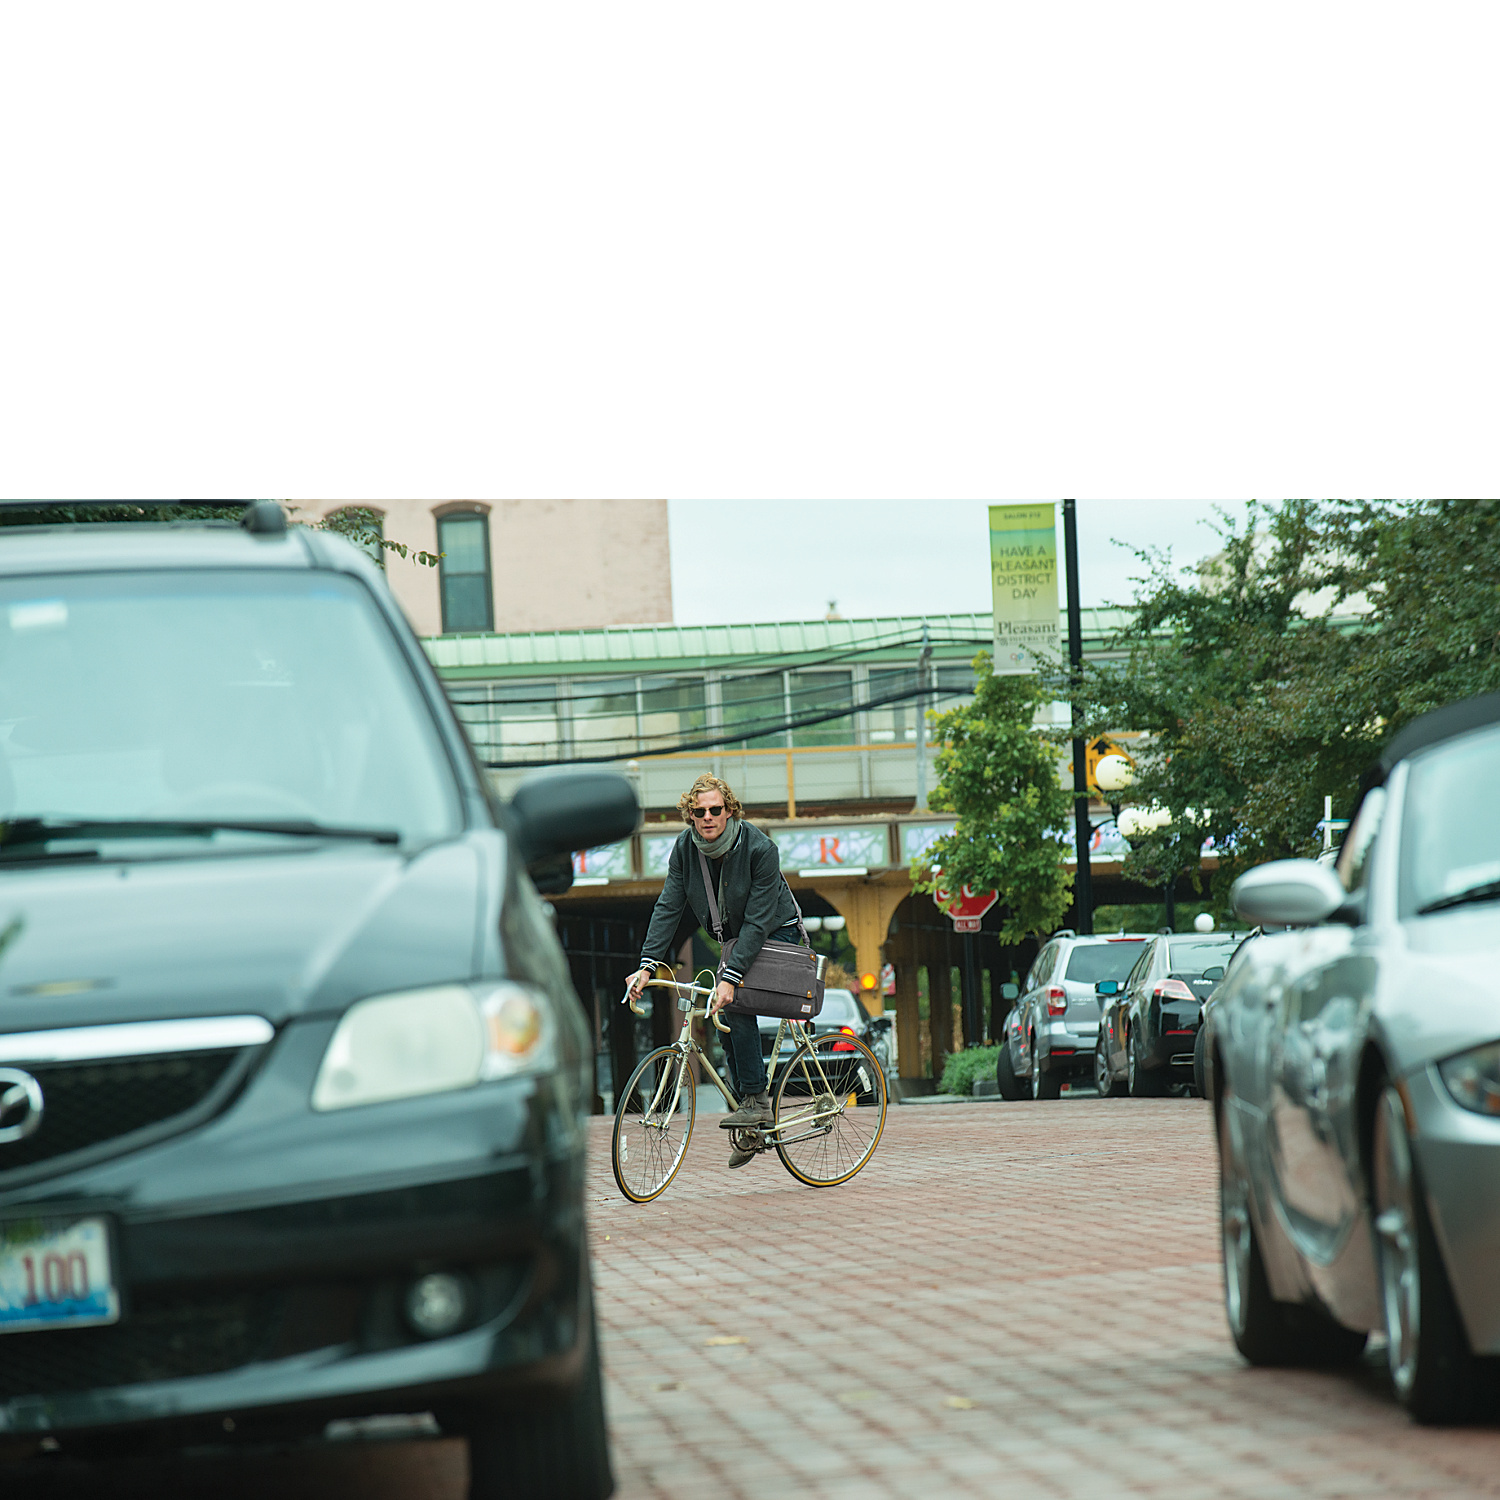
[
  {"left": 0, "top": 570, "right": 462, "bottom": 849},
  {"left": 1166, "top": 939, "right": 1238, "bottom": 977},
  {"left": 1064, "top": 941, "right": 1145, "bottom": 984},
  {"left": 1402, "top": 722, "right": 1500, "bottom": 917}
]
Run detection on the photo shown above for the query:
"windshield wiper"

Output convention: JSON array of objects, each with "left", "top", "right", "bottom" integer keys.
[
  {"left": 1417, "top": 880, "right": 1500, "bottom": 916},
  {"left": 0, "top": 817, "right": 401, "bottom": 852}
]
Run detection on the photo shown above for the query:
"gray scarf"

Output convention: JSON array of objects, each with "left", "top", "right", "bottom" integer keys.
[{"left": 690, "top": 816, "right": 742, "bottom": 860}]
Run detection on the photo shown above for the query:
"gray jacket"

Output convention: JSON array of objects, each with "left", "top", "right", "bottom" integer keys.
[{"left": 638, "top": 822, "right": 800, "bottom": 985}]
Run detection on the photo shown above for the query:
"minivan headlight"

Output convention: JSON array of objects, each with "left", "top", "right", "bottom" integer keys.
[
  {"left": 312, "top": 982, "right": 554, "bottom": 1112},
  {"left": 1437, "top": 1040, "right": 1500, "bottom": 1117}
]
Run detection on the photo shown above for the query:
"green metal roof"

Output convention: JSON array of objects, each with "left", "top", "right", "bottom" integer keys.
[{"left": 421, "top": 608, "right": 1136, "bottom": 680}]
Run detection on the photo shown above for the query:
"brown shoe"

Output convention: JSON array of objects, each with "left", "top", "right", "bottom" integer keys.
[
  {"left": 720, "top": 1091, "right": 772, "bottom": 1129},
  {"left": 727, "top": 1142, "right": 758, "bottom": 1169}
]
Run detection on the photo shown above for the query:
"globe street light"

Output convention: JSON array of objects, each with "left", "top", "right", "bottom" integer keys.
[{"left": 1094, "top": 753, "right": 1135, "bottom": 828}]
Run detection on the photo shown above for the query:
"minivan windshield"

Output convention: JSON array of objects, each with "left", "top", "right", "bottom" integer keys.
[
  {"left": 1064, "top": 941, "right": 1145, "bottom": 984},
  {"left": 0, "top": 570, "right": 463, "bottom": 849}
]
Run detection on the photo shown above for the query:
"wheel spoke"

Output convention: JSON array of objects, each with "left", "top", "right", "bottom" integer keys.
[
  {"left": 772, "top": 1035, "right": 887, "bottom": 1187},
  {"left": 612, "top": 1049, "right": 696, "bottom": 1202}
]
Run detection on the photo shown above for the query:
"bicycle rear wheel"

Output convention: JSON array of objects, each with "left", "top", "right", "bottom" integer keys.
[
  {"left": 612, "top": 1047, "right": 696, "bottom": 1203},
  {"left": 771, "top": 1033, "right": 887, "bottom": 1187}
]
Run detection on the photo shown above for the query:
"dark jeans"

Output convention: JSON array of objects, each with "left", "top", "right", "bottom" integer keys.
[{"left": 720, "top": 919, "right": 802, "bottom": 1099}]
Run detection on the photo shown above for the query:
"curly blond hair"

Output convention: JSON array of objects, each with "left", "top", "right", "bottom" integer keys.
[{"left": 676, "top": 773, "right": 743, "bottom": 825}]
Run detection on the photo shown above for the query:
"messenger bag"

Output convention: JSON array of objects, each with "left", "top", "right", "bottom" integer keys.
[{"left": 697, "top": 849, "right": 826, "bottom": 1020}]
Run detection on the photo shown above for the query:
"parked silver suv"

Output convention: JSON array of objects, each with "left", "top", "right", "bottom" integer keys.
[{"left": 996, "top": 931, "right": 1150, "bottom": 1099}]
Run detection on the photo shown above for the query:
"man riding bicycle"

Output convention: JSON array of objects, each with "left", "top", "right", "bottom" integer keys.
[{"left": 625, "top": 774, "right": 804, "bottom": 1169}]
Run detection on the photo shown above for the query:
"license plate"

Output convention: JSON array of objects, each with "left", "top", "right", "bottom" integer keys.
[{"left": 0, "top": 1217, "right": 119, "bottom": 1333}]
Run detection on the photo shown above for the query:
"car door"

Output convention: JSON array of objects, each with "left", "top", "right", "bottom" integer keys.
[
  {"left": 1264, "top": 793, "right": 1387, "bottom": 1264},
  {"left": 1125, "top": 940, "right": 1163, "bottom": 1054},
  {"left": 1019, "top": 943, "right": 1058, "bottom": 1069},
  {"left": 1107, "top": 940, "right": 1155, "bottom": 1073},
  {"left": 1265, "top": 931, "right": 1368, "bottom": 1262}
]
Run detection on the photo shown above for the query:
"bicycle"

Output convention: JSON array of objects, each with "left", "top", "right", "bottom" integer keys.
[{"left": 610, "top": 973, "right": 888, "bottom": 1203}]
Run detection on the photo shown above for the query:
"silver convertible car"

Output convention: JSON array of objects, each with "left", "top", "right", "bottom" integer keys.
[{"left": 1207, "top": 692, "right": 1500, "bottom": 1423}]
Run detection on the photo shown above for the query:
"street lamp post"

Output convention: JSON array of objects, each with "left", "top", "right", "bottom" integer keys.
[{"left": 1062, "top": 501, "right": 1091, "bottom": 936}]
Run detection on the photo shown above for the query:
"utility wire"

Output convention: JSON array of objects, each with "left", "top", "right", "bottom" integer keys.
[{"left": 475, "top": 680, "right": 974, "bottom": 768}]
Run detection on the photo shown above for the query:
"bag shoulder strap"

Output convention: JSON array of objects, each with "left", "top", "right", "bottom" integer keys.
[
  {"left": 696, "top": 849, "right": 727, "bottom": 944},
  {"left": 699, "top": 846, "right": 811, "bottom": 950}
]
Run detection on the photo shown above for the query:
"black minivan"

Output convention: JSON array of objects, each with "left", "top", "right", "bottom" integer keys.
[{"left": 0, "top": 504, "right": 630, "bottom": 1498}]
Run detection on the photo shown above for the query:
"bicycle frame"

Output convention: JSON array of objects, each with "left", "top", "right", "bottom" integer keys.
[{"left": 624, "top": 977, "right": 851, "bottom": 1145}]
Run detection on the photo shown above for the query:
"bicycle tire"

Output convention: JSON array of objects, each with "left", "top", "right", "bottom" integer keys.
[
  {"left": 612, "top": 1046, "right": 696, "bottom": 1202},
  {"left": 771, "top": 1032, "right": 887, "bottom": 1188}
]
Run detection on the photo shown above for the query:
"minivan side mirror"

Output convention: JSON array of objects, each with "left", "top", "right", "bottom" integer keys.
[
  {"left": 1095, "top": 979, "right": 1121, "bottom": 995},
  {"left": 1231, "top": 858, "right": 1345, "bottom": 927},
  {"left": 509, "top": 770, "right": 640, "bottom": 893},
  {"left": 1001, "top": 983, "right": 1020, "bottom": 1001}
]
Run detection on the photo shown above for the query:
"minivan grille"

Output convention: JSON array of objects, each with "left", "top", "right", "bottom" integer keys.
[
  {"left": 0, "top": 1284, "right": 371, "bottom": 1400},
  {"left": 0, "top": 1050, "right": 239, "bottom": 1174}
]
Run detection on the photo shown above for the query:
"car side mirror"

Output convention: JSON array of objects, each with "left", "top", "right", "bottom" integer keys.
[
  {"left": 1094, "top": 980, "right": 1121, "bottom": 995},
  {"left": 1001, "top": 983, "right": 1019, "bottom": 1001},
  {"left": 1231, "top": 858, "right": 1345, "bottom": 927},
  {"left": 508, "top": 770, "right": 640, "bottom": 892},
  {"left": 1200, "top": 966, "right": 1225, "bottom": 982}
]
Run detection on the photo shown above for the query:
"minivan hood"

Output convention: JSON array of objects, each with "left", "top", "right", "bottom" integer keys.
[{"left": 0, "top": 838, "right": 491, "bottom": 1035}]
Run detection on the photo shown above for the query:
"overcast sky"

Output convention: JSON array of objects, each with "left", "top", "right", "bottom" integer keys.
[{"left": 668, "top": 499, "right": 1255, "bottom": 625}]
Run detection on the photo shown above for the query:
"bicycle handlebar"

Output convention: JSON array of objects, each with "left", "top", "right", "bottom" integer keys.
[{"left": 621, "top": 975, "right": 731, "bottom": 1032}]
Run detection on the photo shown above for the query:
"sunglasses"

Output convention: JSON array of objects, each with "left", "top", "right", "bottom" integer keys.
[{"left": 689, "top": 805, "right": 725, "bottom": 819}]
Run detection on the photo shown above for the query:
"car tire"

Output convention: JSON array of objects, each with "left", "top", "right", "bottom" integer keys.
[
  {"left": 1127, "top": 1027, "right": 1168, "bottom": 1098},
  {"left": 1032, "top": 1055, "right": 1062, "bottom": 1100},
  {"left": 995, "top": 1042, "right": 1026, "bottom": 1102},
  {"left": 1218, "top": 1089, "right": 1367, "bottom": 1369},
  {"left": 1373, "top": 1085, "right": 1480, "bottom": 1424},
  {"left": 1094, "top": 1034, "right": 1125, "bottom": 1098},
  {"left": 466, "top": 1274, "right": 614, "bottom": 1500}
]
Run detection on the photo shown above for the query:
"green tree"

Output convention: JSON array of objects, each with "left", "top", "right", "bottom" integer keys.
[
  {"left": 1319, "top": 498, "right": 1500, "bottom": 722},
  {"left": 297, "top": 504, "right": 440, "bottom": 567},
  {"left": 911, "top": 655, "right": 1074, "bottom": 943},
  {"left": 1082, "top": 498, "right": 1500, "bottom": 912},
  {"left": 0, "top": 500, "right": 439, "bottom": 568}
]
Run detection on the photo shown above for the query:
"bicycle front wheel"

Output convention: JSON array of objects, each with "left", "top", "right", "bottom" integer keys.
[
  {"left": 771, "top": 1033, "right": 887, "bottom": 1187},
  {"left": 612, "top": 1047, "right": 696, "bottom": 1203}
]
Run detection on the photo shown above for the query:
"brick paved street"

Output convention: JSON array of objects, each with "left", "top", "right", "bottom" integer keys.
[
  {"left": 593, "top": 1098, "right": 1500, "bottom": 1500},
  {"left": 17, "top": 1097, "right": 1500, "bottom": 1498}
]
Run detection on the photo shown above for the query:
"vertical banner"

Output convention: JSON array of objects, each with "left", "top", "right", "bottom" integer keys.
[{"left": 989, "top": 502, "right": 1060, "bottom": 675}]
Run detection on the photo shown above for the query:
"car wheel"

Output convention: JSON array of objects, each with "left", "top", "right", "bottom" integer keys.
[
  {"left": 1032, "top": 1054, "right": 1062, "bottom": 1100},
  {"left": 1094, "top": 1033, "right": 1125, "bottom": 1098},
  {"left": 1193, "top": 1025, "right": 1208, "bottom": 1100},
  {"left": 1218, "top": 1089, "right": 1367, "bottom": 1369},
  {"left": 995, "top": 1041, "right": 1026, "bottom": 1101},
  {"left": 1373, "top": 1085, "right": 1478, "bottom": 1423},
  {"left": 466, "top": 1270, "right": 614, "bottom": 1500},
  {"left": 1127, "top": 1028, "right": 1167, "bottom": 1098}
]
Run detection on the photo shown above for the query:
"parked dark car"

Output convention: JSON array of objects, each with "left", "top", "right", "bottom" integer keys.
[
  {"left": 0, "top": 505, "right": 633, "bottom": 1497},
  {"left": 1095, "top": 932, "right": 1244, "bottom": 1098},
  {"left": 757, "top": 987, "right": 877, "bottom": 1060},
  {"left": 1208, "top": 693, "right": 1500, "bottom": 1423},
  {"left": 758, "top": 987, "right": 890, "bottom": 1096}
]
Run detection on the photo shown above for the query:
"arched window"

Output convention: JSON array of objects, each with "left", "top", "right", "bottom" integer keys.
[{"left": 435, "top": 505, "right": 493, "bottom": 633}]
